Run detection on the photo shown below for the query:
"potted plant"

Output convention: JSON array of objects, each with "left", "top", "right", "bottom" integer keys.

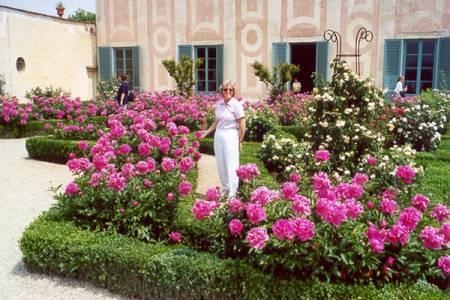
[{"left": 56, "top": 1, "right": 65, "bottom": 17}]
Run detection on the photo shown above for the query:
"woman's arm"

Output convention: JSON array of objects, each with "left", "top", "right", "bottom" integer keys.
[
  {"left": 238, "top": 117, "right": 246, "bottom": 142},
  {"left": 201, "top": 119, "right": 217, "bottom": 138}
]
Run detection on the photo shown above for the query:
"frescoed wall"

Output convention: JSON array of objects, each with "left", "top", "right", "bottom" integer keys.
[{"left": 96, "top": 0, "right": 450, "bottom": 99}]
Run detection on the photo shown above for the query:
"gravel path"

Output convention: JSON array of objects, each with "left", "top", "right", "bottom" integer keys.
[
  {"left": 0, "top": 138, "right": 220, "bottom": 299},
  {"left": 0, "top": 138, "right": 124, "bottom": 300}
]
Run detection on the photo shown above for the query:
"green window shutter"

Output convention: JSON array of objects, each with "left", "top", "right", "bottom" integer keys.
[
  {"left": 315, "top": 41, "right": 329, "bottom": 84},
  {"left": 178, "top": 45, "right": 193, "bottom": 61},
  {"left": 437, "top": 37, "right": 450, "bottom": 90},
  {"left": 383, "top": 39, "right": 402, "bottom": 92},
  {"left": 98, "top": 46, "right": 112, "bottom": 80},
  {"left": 216, "top": 44, "right": 224, "bottom": 88},
  {"left": 272, "top": 42, "right": 287, "bottom": 67},
  {"left": 132, "top": 46, "right": 140, "bottom": 90}
]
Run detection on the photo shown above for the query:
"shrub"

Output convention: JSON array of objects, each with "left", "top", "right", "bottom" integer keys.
[
  {"left": 19, "top": 212, "right": 448, "bottom": 299},
  {"left": 25, "top": 86, "right": 71, "bottom": 100},
  {"left": 97, "top": 78, "right": 120, "bottom": 101},
  {"left": 55, "top": 113, "right": 202, "bottom": 242},
  {"left": 267, "top": 92, "right": 311, "bottom": 126},
  {"left": 252, "top": 61, "right": 299, "bottom": 103},
  {"left": 306, "top": 59, "right": 387, "bottom": 176},
  {"left": 162, "top": 56, "right": 204, "bottom": 97},
  {"left": 26, "top": 136, "right": 93, "bottom": 164},
  {"left": 191, "top": 163, "right": 449, "bottom": 286},
  {"left": 0, "top": 74, "right": 5, "bottom": 96},
  {"left": 245, "top": 105, "right": 279, "bottom": 142}
]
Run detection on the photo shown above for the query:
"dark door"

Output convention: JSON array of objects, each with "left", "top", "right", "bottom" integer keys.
[{"left": 290, "top": 43, "right": 316, "bottom": 92}]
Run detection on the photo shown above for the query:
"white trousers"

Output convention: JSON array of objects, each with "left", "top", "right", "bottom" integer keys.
[{"left": 214, "top": 129, "right": 239, "bottom": 198}]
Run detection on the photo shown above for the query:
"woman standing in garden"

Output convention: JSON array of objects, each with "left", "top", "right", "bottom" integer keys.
[
  {"left": 200, "top": 80, "right": 246, "bottom": 198},
  {"left": 393, "top": 75, "right": 407, "bottom": 98},
  {"left": 116, "top": 74, "right": 129, "bottom": 109}
]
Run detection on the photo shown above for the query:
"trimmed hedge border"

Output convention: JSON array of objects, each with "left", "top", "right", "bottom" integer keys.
[
  {"left": 20, "top": 211, "right": 448, "bottom": 300},
  {"left": 26, "top": 136, "right": 95, "bottom": 164},
  {"left": 0, "top": 120, "right": 53, "bottom": 138}
]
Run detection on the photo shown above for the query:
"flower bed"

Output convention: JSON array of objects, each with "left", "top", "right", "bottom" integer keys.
[{"left": 20, "top": 210, "right": 448, "bottom": 300}]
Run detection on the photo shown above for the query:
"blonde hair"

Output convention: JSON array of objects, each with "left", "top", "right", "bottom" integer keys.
[{"left": 219, "top": 80, "right": 237, "bottom": 97}]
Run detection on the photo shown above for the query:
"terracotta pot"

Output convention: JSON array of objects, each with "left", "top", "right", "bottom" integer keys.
[{"left": 56, "top": 7, "right": 65, "bottom": 17}]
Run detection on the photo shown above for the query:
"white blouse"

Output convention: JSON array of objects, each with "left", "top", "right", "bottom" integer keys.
[{"left": 215, "top": 97, "right": 245, "bottom": 129}]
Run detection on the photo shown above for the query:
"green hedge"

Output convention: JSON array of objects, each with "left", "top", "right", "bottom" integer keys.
[
  {"left": 26, "top": 136, "right": 95, "bottom": 164},
  {"left": 20, "top": 211, "right": 448, "bottom": 300},
  {"left": 279, "top": 125, "right": 306, "bottom": 140},
  {"left": 0, "top": 120, "right": 52, "bottom": 138}
]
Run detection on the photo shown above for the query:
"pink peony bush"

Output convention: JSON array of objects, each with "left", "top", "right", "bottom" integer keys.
[
  {"left": 191, "top": 163, "right": 449, "bottom": 284},
  {"left": 56, "top": 110, "right": 202, "bottom": 241}
]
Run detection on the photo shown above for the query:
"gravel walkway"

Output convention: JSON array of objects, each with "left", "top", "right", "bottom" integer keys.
[
  {"left": 0, "top": 138, "right": 123, "bottom": 300},
  {"left": 0, "top": 138, "right": 220, "bottom": 299}
]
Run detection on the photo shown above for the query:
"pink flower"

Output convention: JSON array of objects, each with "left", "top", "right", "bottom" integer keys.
[
  {"left": 108, "top": 173, "right": 126, "bottom": 192},
  {"left": 367, "top": 156, "right": 377, "bottom": 165},
  {"left": 312, "top": 172, "right": 332, "bottom": 194},
  {"left": 386, "top": 257, "right": 395, "bottom": 266},
  {"left": 272, "top": 219, "right": 294, "bottom": 241},
  {"left": 411, "top": 194, "right": 430, "bottom": 212},
  {"left": 290, "top": 217, "right": 315, "bottom": 241},
  {"left": 345, "top": 199, "right": 364, "bottom": 219},
  {"left": 291, "top": 195, "right": 311, "bottom": 216},
  {"left": 352, "top": 173, "right": 369, "bottom": 186},
  {"left": 228, "top": 197, "right": 244, "bottom": 213},
  {"left": 420, "top": 226, "right": 445, "bottom": 249},
  {"left": 132, "top": 200, "right": 139, "bottom": 207},
  {"left": 439, "top": 223, "right": 450, "bottom": 243},
  {"left": 289, "top": 173, "right": 300, "bottom": 182},
  {"left": 395, "top": 165, "right": 416, "bottom": 184},
  {"left": 138, "top": 143, "right": 152, "bottom": 156},
  {"left": 383, "top": 188, "right": 398, "bottom": 201},
  {"left": 281, "top": 182, "right": 299, "bottom": 200},
  {"left": 117, "top": 144, "right": 132, "bottom": 155},
  {"left": 144, "top": 179, "right": 153, "bottom": 188},
  {"left": 366, "top": 224, "right": 387, "bottom": 253},
  {"left": 246, "top": 203, "right": 267, "bottom": 225},
  {"left": 161, "top": 157, "right": 176, "bottom": 172},
  {"left": 246, "top": 227, "right": 269, "bottom": 250},
  {"left": 136, "top": 161, "right": 150, "bottom": 174},
  {"left": 437, "top": 255, "right": 450, "bottom": 275},
  {"left": 228, "top": 219, "right": 244, "bottom": 236},
  {"left": 178, "top": 181, "right": 193, "bottom": 197},
  {"left": 315, "top": 150, "right": 330, "bottom": 162},
  {"left": 194, "top": 131, "right": 202, "bottom": 139},
  {"left": 169, "top": 231, "right": 182, "bottom": 242},
  {"left": 367, "top": 201, "right": 375, "bottom": 210},
  {"left": 166, "top": 192, "right": 175, "bottom": 201},
  {"left": 316, "top": 198, "right": 348, "bottom": 227},
  {"left": 206, "top": 186, "right": 221, "bottom": 202},
  {"left": 77, "top": 140, "right": 89, "bottom": 151},
  {"left": 380, "top": 198, "right": 398, "bottom": 216},
  {"left": 430, "top": 204, "right": 449, "bottom": 222},
  {"left": 192, "top": 200, "right": 214, "bottom": 220},
  {"left": 65, "top": 182, "right": 79, "bottom": 196},
  {"left": 397, "top": 207, "right": 422, "bottom": 232},
  {"left": 250, "top": 186, "right": 279, "bottom": 205},
  {"left": 386, "top": 223, "right": 410, "bottom": 246},
  {"left": 236, "top": 163, "right": 260, "bottom": 183},
  {"left": 179, "top": 157, "right": 195, "bottom": 174},
  {"left": 178, "top": 136, "right": 188, "bottom": 147}
]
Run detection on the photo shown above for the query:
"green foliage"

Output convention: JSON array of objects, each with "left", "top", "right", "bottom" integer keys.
[
  {"left": 0, "top": 120, "right": 54, "bottom": 138},
  {"left": 19, "top": 212, "right": 448, "bottom": 299},
  {"left": 0, "top": 74, "right": 5, "bottom": 96},
  {"left": 251, "top": 61, "right": 299, "bottom": 102},
  {"left": 245, "top": 106, "right": 280, "bottom": 142},
  {"left": 162, "top": 56, "right": 203, "bottom": 97},
  {"left": 280, "top": 125, "right": 306, "bottom": 140},
  {"left": 67, "top": 9, "right": 96, "bottom": 23},
  {"left": 26, "top": 136, "right": 93, "bottom": 164},
  {"left": 97, "top": 78, "right": 120, "bottom": 101},
  {"left": 55, "top": 1, "right": 64, "bottom": 9},
  {"left": 25, "top": 86, "right": 71, "bottom": 100}
]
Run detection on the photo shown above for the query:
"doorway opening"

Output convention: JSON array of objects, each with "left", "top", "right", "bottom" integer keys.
[{"left": 290, "top": 43, "right": 316, "bottom": 93}]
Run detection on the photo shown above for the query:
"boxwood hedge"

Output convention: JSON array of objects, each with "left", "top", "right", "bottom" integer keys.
[{"left": 20, "top": 210, "right": 448, "bottom": 300}]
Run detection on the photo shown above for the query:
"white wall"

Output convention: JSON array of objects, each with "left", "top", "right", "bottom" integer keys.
[{"left": 0, "top": 6, "right": 97, "bottom": 101}]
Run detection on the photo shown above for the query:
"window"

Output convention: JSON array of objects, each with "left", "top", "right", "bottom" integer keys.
[
  {"left": 114, "top": 48, "right": 135, "bottom": 89},
  {"left": 16, "top": 57, "right": 25, "bottom": 71},
  {"left": 195, "top": 46, "right": 219, "bottom": 93},
  {"left": 403, "top": 40, "right": 436, "bottom": 94}
]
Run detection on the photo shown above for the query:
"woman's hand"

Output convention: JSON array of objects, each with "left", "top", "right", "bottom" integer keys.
[{"left": 199, "top": 130, "right": 208, "bottom": 139}]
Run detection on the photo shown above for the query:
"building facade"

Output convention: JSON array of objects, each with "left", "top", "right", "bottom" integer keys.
[
  {"left": 0, "top": 6, "right": 97, "bottom": 100},
  {"left": 96, "top": 0, "right": 450, "bottom": 99}
]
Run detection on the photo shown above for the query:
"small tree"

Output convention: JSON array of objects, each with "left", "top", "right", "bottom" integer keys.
[
  {"left": 68, "top": 9, "right": 96, "bottom": 23},
  {"left": 251, "top": 61, "right": 299, "bottom": 102},
  {"left": 162, "top": 55, "right": 203, "bottom": 97}
]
